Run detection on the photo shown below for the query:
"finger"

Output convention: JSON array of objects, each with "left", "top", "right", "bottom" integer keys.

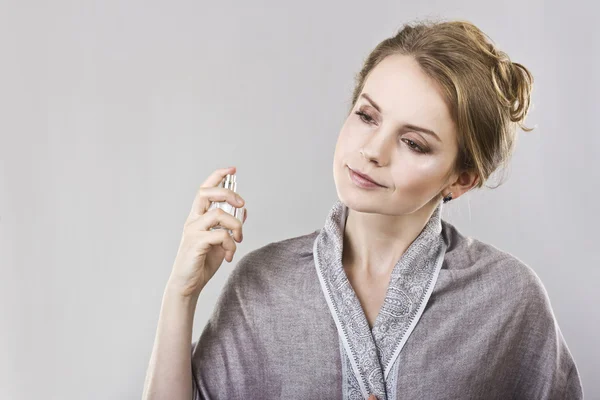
[
  {"left": 189, "top": 166, "right": 237, "bottom": 216},
  {"left": 197, "top": 208, "right": 244, "bottom": 243},
  {"left": 190, "top": 186, "right": 245, "bottom": 218},
  {"left": 218, "top": 229, "right": 237, "bottom": 262},
  {"left": 200, "top": 166, "right": 236, "bottom": 188},
  {"left": 201, "top": 228, "right": 237, "bottom": 261}
]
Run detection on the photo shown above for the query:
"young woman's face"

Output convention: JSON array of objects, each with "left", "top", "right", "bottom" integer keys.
[{"left": 333, "top": 53, "right": 460, "bottom": 215}]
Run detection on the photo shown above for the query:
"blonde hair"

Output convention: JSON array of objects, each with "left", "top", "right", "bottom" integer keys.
[{"left": 348, "top": 18, "right": 535, "bottom": 190}]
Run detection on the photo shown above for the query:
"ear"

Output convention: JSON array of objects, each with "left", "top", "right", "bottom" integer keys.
[{"left": 445, "top": 170, "right": 479, "bottom": 201}]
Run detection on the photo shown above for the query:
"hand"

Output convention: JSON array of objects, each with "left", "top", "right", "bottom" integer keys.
[
  {"left": 368, "top": 395, "right": 377, "bottom": 400},
  {"left": 168, "top": 166, "right": 247, "bottom": 297}
]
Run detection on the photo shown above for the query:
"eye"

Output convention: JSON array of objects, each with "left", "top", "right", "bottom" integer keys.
[
  {"left": 355, "top": 110, "right": 375, "bottom": 125},
  {"left": 355, "top": 109, "right": 428, "bottom": 154},
  {"left": 402, "top": 138, "right": 427, "bottom": 154}
]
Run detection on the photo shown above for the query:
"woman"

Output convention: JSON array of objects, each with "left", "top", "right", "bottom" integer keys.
[{"left": 142, "top": 19, "right": 583, "bottom": 400}]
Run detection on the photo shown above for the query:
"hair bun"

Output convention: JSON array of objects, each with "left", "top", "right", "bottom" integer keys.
[{"left": 491, "top": 55, "right": 535, "bottom": 132}]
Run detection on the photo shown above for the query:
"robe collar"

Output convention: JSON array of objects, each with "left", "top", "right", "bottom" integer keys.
[{"left": 313, "top": 199, "right": 447, "bottom": 400}]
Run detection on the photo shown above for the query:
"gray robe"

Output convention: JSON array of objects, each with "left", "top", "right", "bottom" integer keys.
[{"left": 191, "top": 199, "right": 583, "bottom": 399}]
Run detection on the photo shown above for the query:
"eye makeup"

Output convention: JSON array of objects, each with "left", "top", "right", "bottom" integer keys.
[{"left": 354, "top": 107, "right": 431, "bottom": 154}]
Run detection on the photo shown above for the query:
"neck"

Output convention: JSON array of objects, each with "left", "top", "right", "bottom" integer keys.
[{"left": 341, "top": 199, "right": 441, "bottom": 278}]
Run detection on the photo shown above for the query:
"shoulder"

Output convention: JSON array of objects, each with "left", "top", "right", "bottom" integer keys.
[
  {"left": 441, "top": 219, "right": 550, "bottom": 307},
  {"left": 223, "top": 229, "right": 321, "bottom": 295},
  {"left": 241, "top": 228, "right": 320, "bottom": 267},
  {"left": 441, "top": 222, "right": 581, "bottom": 397}
]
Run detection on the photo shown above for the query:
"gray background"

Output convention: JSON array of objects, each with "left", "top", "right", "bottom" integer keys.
[{"left": 1, "top": 0, "right": 598, "bottom": 399}]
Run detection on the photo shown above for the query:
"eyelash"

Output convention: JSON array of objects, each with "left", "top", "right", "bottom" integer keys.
[{"left": 354, "top": 111, "right": 427, "bottom": 154}]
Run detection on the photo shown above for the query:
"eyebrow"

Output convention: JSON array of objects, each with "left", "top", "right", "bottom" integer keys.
[{"left": 359, "top": 93, "right": 442, "bottom": 142}]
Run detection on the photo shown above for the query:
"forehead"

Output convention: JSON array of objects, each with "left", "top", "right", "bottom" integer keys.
[{"left": 360, "top": 54, "right": 455, "bottom": 140}]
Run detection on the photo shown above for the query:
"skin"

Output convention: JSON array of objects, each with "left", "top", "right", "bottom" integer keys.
[{"left": 332, "top": 54, "right": 479, "bottom": 327}]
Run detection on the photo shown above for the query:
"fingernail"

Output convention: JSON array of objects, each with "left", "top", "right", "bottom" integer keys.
[{"left": 235, "top": 195, "right": 243, "bottom": 204}]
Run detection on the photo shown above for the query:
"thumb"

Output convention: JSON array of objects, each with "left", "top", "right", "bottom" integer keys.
[{"left": 368, "top": 395, "right": 378, "bottom": 400}]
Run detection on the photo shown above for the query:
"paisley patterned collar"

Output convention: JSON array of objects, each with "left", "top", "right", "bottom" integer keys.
[{"left": 313, "top": 199, "right": 447, "bottom": 400}]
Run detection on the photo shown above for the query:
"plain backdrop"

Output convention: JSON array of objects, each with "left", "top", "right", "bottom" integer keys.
[{"left": 1, "top": 0, "right": 598, "bottom": 399}]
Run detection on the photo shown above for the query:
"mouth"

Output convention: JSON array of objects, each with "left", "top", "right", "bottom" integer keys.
[{"left": 347, "top": 165, "right": 386, "bottom": 188}]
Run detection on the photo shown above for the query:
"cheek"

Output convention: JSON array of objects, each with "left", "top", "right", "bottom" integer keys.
[
  {"left": 390, "top": 157, "right": 447, "bottom": 191},
  {"left": 335, "top": 122, "right": 366, "bottom": 154},
  {"left": 334, "top": 126, "right": 356, "bottom": 159}
]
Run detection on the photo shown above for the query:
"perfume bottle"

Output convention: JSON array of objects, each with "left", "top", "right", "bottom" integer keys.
[{"left": 208, "top": 173, "right": 245, "bottom": 235}]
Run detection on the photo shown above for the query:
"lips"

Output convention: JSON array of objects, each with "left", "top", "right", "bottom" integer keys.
[{"left": 348, "top": 166, "right": 385, "bottom": 187}]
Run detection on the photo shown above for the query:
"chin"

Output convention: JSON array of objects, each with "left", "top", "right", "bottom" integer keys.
[{"left": 335, "top": 187, "right": 379, "bottom": 214}]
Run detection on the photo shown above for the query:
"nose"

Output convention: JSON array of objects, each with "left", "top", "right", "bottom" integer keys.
[{"left": 360, "top": 130, "right": 395, "bottom": 166}]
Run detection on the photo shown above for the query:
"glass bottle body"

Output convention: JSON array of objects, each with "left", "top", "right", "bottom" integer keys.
[{"left": 208, "top": 173, "right": 244, "bottom": 235}]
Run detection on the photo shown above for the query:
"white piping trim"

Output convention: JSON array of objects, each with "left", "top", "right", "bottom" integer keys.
[
  {"left": 313, "top": 236, "right": 370, "bottom": 399},
  {"left": 384, "top": 239, "right": 447, "bottom": 379}
]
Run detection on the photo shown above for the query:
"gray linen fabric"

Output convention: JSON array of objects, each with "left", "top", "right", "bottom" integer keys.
[{"left": 190, "top": 199, "right": 583, "bottom": 399}]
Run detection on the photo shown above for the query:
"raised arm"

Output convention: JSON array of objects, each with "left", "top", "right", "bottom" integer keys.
[{"left": 142, "top": 166, "right": 247, "bottom": 400}]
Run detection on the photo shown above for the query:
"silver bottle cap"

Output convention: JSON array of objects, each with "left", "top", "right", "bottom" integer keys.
[{"left": 222, "top": 174, "right": 237, "bottom": 193}]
